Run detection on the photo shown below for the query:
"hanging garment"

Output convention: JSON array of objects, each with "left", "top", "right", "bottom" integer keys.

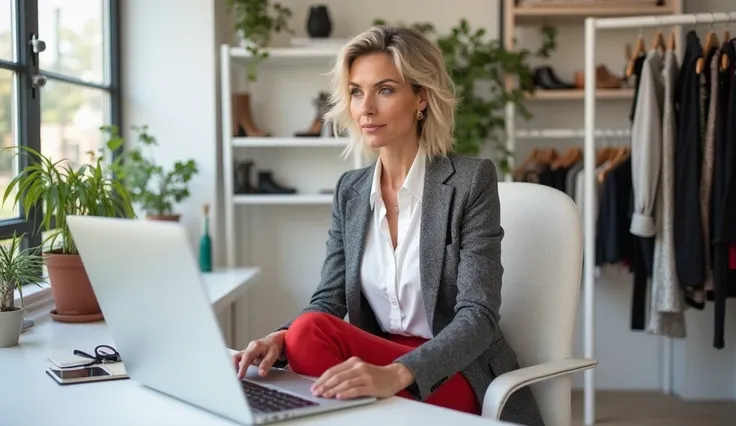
[
  {"left": 673, "top": 31, "right": 706, "bottom": 304},
  {"left": 649, "top": 49, "right": 685, "bottom": 339},
  {"left": 711, "top": 39, "right": 736, "bottom": 349}
]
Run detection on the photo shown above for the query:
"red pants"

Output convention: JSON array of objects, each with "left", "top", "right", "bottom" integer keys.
[{"left": 284, "top": 311, "right": 480, "bottom": 415}]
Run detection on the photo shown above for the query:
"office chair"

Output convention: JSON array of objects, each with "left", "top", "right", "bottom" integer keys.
[{"left": 482, "top": 182, "right": 598, "bottom": 426}]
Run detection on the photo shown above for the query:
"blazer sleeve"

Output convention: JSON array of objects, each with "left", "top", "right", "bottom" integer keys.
[
  {"left": 394, "top": 159, "right": 505, "bottom": 400},
  {"left": 274, "top": 171, "right": 349, "bottom": 333}
]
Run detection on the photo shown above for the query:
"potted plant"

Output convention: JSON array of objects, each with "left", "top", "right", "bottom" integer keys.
[
  {"left": 0, "top": 233, "right": 45, "bottom": 347},
  {"left": 372, "top": 19, "right": 557, "bottom": 175},
  {"left": 226, "top": 0, "right": 293, "bottom": 82},
  {"left": 102, "top": 124, "right": 198, "bottom": 222},
  {"left": 1, "top": 141, "right": 135, "bottom": 323}
]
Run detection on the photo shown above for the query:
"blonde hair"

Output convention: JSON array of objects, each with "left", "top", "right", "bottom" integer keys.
[{"left": 323, "top": 25, "right": 457, "bottom": 161}]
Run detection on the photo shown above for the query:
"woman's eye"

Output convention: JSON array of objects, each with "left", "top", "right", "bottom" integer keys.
[
  {"left": 379, "top": 87, "right": 393, "bottom": 94},
  {"left": 350, "top": 88, "right": 362, "bottom": 96}
]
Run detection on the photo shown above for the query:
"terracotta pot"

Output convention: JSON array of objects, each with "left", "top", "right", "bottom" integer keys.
[
  {"left": 147, "top": 214, "right": 181, "bottom": 222},
  {"left": 45, "top": 252, "right": 101, "bottom": 318},
  {"left": 0, "top": 307, "right": 24, "bottom": 347}
]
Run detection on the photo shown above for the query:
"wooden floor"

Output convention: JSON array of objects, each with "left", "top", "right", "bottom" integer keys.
[{"left": 571, "top": 391, "right": 736, "bottom": 426}]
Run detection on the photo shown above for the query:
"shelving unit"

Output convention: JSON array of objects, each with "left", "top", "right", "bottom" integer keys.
[
  {"left": 502, "top": 0, "right": 682, "bottom": 173},
  {"left": 219, "top": 42, "right": 362, "bottom": 269}
]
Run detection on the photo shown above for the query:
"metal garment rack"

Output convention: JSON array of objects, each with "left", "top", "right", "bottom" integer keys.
[{"left": 583, "top": 11, "right": 736, "bottom": 426}]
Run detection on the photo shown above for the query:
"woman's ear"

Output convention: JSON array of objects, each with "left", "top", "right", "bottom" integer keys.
[{"left": 417, "top": 87, "right": 428, "bottom": 112}]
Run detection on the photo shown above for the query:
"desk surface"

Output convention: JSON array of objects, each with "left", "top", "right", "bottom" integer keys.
[{"left": 1, "top": 267, "right": 512, "bottom": 426}]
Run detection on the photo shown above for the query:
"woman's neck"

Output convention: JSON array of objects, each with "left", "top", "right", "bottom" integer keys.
[{"left": 379, "top": 142, "right": 420, "bottom": 192}]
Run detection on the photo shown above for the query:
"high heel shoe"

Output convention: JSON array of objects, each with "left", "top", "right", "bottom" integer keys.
[
  {"left": 232, "top": 93, "right": 271, "bottom": 137},
  {"left": 234, "top": 161, "right": 257, "bottom": 194},
  {"left": 295, "top": 92, "right": 331, "bottom": 138}
]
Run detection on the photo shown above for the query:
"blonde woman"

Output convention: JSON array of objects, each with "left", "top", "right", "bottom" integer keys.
[{"left": 233, "top": 25, "right": 544, "bottom": 425}]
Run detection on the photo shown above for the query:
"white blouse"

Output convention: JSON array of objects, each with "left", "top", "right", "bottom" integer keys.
[{"left": 359, "top": 149, "right": 433, "bottom": 339}]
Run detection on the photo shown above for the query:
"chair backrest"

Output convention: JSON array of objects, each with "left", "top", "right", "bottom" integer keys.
[{"left": 496, "top": 182, "right": 583, "bottom": 426}]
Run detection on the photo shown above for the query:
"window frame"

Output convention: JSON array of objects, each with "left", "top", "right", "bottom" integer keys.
[{"left": 0, "top": 0, "right": 122, "bottom": 253}]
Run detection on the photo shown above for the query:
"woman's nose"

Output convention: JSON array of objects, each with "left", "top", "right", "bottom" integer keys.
[{"left": 360, "top": 96, "right": 376, "bottom": 116}]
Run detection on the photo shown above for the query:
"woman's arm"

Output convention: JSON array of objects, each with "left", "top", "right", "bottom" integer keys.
[
  {"left": 394, "top": 158, "right": 504, "bottom": 400},
  {"left": 275, "top": 171, "right": 349, "bottom": 332}
]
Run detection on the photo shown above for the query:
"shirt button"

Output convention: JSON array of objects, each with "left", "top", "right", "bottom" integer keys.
[{"left": 392, "top": 301, "right": 398, "bottom": 307}]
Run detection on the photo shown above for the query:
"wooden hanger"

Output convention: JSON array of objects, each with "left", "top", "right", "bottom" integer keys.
[
  {"left": 551, "top": 147, "right": 581, "bottom": 170},
  {"left": 696, "top": 29, "right": 719, "bottom": 74},
  {"left": 626, "top": 32, "right": 646, "bottom": 77},
  {"left": 597, "top": 146, "right": 630, "bottom": 183},
  {"left": 667, "top": 28, "right": 676, "bottom": 51},
  {"left": 513, "top": 148, "right": 539, "bottom": 179},
  {"left": 651, "top": 28, "right": 666, "bottom": 53}
]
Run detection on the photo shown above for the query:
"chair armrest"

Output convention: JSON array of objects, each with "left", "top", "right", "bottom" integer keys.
[{"left": 482, "top": 358, "right": 597, "bottom": 420}]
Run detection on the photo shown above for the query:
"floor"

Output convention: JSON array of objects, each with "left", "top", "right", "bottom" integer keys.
[{"left": 570, "top": 391, "right": 736, "bottom": 426}]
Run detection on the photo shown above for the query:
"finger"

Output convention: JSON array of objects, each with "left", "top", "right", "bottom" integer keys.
[
  {"left": 257, "top": 347, "right": 279, "bottom": 377},
  {"left": 315, "top": 366, "right": 364, "bottom": 396},
  {"left": 312, "top": 357, "right": 360, "bottom": 390},
  {"left": 335, "top": 385, "right": 370, "bottom": 400},
  {"left": 238, "top": 346, "right": 264, "bottom": 378},
  {"left": 322, "top": 376, "right": 367, "bottom": 398}
]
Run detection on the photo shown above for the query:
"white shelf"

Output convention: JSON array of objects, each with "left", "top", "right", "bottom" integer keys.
[
  {"left": 233, "top": 194, "right": 334, "bottom": 205},
  {"left": 233, "top": 137, "right": 348, "bottom": 148},
  {"left": 229, "top": 46, "right": 340, "bottom": 65}
]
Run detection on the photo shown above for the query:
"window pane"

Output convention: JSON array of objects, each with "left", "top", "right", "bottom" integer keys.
[
  {"left": 0, "top": 0, "right": 14, "bottom": 61},
  {"left": 0, "top": 69, "right": 18, "bottom": 221},
  {"left": 41, "top": 80, "right": 108, "bottom": 169},
  {"left": 39, "top": 0, "right": 105, "bottom": 83}
]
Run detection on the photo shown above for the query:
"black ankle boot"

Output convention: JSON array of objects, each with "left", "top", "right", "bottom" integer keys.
[
  {"left": 257, "top": 171, "right": 297, "bottom": 194},
  {"left": 234, "top": 161, "right": 256, "bottom": 194},
  {"left": 533, "top": 66, "right": 575, "bottom": 90}
]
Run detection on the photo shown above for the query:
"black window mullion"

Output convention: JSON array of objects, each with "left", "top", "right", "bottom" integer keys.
[{"left": 109, "top": 0, "right": 122, "bottom": 161}]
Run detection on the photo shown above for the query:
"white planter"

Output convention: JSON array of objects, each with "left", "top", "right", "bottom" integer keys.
[{"left": 0, "top": 307, "right": 25, "bottom": 348}]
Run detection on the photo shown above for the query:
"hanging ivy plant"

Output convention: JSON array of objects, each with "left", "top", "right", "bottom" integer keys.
[{"left": 373, "top": 19, "right": 557, "bottom": 175}]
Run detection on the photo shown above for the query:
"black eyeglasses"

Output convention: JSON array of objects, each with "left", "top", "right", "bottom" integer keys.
[{"left": 61, "top": 344, "right": 122, "bottom": 369}]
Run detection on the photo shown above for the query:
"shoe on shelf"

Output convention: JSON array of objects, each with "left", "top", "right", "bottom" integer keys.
[
  {"left": 295, "top": 92, "right": 331, "bottom": 138},
  {"left": 257, "top": 171, "right": 297, "bottom": 194},
  {"left": 574, "top": 65, "right": 624, "bottom": 90},
  {"left": 232, "top": 93, "right": 271, "bottom": 137},
  {"left": 234, "top": 161, "right": 257, "bottom": 194},
  {"left": 532, "top": 66, "right": 576, "bottom": 90}
]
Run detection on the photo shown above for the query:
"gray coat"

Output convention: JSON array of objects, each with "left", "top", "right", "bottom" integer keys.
[{"left": 278, "top": 153, "right": 544, "bottom": 426}]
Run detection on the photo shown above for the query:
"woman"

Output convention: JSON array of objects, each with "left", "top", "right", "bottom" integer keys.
[{"left": 232, "top": 25, "right": 544, "bottom": 426}]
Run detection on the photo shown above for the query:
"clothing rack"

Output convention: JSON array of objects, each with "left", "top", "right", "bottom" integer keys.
[{"left": 582, "top": 11, "right": 736, "bottom": 426}]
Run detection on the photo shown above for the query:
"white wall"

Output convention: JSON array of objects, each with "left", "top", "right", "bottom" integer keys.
[{"left": 120, "top": 0, "right": 736, "bottom": 400}]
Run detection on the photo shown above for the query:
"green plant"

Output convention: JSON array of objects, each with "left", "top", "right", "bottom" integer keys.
[
  {"left": 0, "top": 233, "right": 45, "bottom": 312},
  {"left": 226, "top": 0, "right": 293, "bottom": 81},
  {"left": 1, "top": 142, "right": 135, "bottom": 256},
  {"left": 372, "top": 19, "right": 557, "bottom": 174},
  {"left": 103, "top": 125, "right": 198, "bottom": 218}
]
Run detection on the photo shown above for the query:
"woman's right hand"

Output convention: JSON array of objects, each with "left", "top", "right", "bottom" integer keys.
[{"left": 233, "top": 330, "right": 288, "bottom": 379}]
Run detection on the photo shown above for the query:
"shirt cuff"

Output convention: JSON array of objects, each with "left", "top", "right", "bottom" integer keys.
[{"left": 630, "top": 212, "right": 655, "bottom": 237}]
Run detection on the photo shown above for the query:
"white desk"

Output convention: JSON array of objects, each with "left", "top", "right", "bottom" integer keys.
[{"left": 0, "top": 267, "right": 512, "bottom": 426}]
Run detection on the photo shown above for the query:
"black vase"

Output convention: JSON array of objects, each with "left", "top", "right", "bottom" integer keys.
[{"left": 306, "top": 5, "right": 332, "bottom": 38}]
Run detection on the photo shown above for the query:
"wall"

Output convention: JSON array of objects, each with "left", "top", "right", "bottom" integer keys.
[{"left": 120, "top": 0, "right": 736, "bottom": 399}]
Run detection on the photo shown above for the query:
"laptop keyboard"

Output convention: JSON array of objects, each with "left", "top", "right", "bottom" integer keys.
[{"left": 240, "top": 380, "right": 319, "bottom": 413}]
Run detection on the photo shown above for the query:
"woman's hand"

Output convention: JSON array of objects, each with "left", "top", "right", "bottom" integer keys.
[
  {"left": 232, "top": 330, "right": 288, "bottom": 379},
  {"left": 310, "top": 357, "right": 415, "bottom": 400}
]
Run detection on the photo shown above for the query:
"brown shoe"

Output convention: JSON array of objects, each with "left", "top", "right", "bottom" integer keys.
[
  {"left": 574, "top": 65, "right": 623, "bottom": 89},
  {"left": 232, "top": 93, "right": 270, "bottom": 137}
]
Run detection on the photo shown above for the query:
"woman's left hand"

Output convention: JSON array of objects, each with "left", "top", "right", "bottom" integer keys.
[{"left": 310, "top": 356, "right": 415, "bottom": 400}]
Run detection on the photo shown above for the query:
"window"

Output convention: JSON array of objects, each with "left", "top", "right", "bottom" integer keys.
[{"left": 0, "top": 0, "right": 120, "bottom": 256}]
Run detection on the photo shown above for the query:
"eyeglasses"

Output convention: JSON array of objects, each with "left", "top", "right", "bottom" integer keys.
[{"left": 61, "top": 344, "right": 121, "bottom": 369}]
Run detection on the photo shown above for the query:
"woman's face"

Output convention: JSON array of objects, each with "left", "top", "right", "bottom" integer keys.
[{"left": 348, "top": 53, "right": 426, "bottom": 150}]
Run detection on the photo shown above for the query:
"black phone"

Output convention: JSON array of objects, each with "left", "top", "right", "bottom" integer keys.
[{"left": 50, "top": 366, "right": 111, "bottom": 380}]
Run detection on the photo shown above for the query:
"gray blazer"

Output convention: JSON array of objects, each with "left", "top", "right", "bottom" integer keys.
[{"left": 278, "top": 153, "right": 544, "bottom": 426}]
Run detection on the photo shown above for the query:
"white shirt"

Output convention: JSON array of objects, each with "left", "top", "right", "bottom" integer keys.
[{"left": 360, "top": 149, "right": 433, "bottom": 339}]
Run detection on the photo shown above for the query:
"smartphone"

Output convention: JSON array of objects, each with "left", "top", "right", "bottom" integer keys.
[{"left": 49, "top": 366, "right": 111, "bottom": 380}]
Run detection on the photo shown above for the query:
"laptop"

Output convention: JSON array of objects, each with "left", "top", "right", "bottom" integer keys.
[{"left": 66, "top": 215, "right": 376, "bottom": 425}]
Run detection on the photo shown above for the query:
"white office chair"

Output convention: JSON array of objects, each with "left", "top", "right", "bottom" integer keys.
[{"left": 482, "top": 182, "right": 597, "bottom": 426}]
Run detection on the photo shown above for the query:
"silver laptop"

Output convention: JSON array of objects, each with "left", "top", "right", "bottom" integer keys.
[{"left": 66, "top": 215, "right": 376, "bottom": 425}]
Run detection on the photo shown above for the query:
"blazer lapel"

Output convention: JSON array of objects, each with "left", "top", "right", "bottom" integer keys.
[
  {"left": 420, "top": 155, "right": 455, "bottom": 330},
  {"left": 344, "top": 166, "right": 373, "bottom": 325}
]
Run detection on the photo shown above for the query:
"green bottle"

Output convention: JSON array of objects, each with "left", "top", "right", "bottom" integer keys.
[{"left": 199, "top": 203, "right": 213, "bottom": 272}]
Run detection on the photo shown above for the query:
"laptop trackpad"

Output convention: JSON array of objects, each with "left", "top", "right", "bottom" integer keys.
[{"left": 243, "top": 366, "right": 318, "bottom": 399}]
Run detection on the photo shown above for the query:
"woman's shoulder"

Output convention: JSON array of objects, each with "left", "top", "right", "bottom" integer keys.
[{"left": 445, "top": 153, "right": 499, "bottom": 183}]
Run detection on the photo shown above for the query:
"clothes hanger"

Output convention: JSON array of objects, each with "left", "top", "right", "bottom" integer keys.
[
  {"left": 513, "top": 148, "right": 539, "bottom": 179},
  {"left": 626, "top": 30, "right": 646, "bottom": 77},
  {"left": 651, "top": 23, "right": 666, "bottom": 53},
  {"left": 697, "top": 14, "right": 719, "bottom": 74},
  {"left": 721, "top": 13, "right": 732, "bottom": 71},
  {"left": 667, "top": 27, "right": 676, "bottom": 51}
]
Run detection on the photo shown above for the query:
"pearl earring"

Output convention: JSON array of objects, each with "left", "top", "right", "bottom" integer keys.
[{"left": 416, "top": 110, "right": 424, "bottom": 120}]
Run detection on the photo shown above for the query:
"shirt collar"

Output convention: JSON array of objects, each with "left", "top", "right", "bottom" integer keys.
[{"left": 369, "top": 148, "right": 426, "bottom": 211}]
